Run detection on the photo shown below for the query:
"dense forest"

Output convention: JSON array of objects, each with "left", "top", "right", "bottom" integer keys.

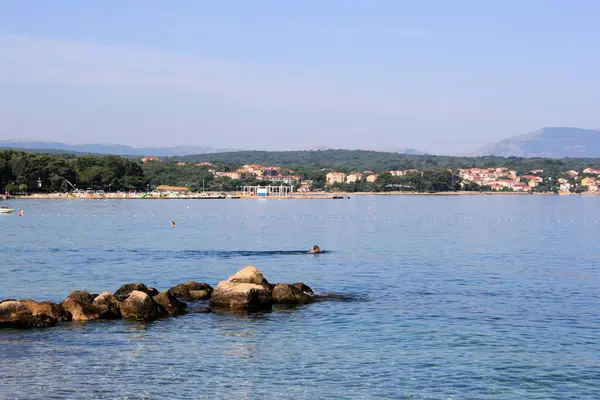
[
  {"left": 171, "top": 149, "right": 600, "bottom": 173},
  {"left": 0, "top": 150, "right": 146, "bottom": 192},
  {"left": 2, "top": 149, "right": 599, "bottom": 193}
]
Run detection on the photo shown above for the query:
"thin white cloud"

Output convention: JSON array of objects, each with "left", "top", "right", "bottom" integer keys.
[{"left": 0, "top": 34, "right": 483, "bottom": 119}]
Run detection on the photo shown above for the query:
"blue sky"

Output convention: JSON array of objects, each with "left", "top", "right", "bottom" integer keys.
[{"left": 1, "top": 1, "right": 599, "bottom": 153}]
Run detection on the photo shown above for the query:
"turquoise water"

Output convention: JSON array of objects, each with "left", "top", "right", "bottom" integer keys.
[{"left": 1, "top": 196, "right": 599, "bottom": 399}]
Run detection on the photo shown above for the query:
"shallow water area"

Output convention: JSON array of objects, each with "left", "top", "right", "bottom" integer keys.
[{"left": 1, "top": 196, "right": 600, "bottom": 399}]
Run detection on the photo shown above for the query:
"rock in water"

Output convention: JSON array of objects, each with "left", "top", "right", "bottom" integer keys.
[
  {"left": 209, "top": 282, "right": 272, "bottom": 311},
  {"left": 168, "top": 281, "right": 213, "bottom": 300},
  {"left": 0, "top": 300, "right": 57, "bottom": 329},
  {"left": 153, "top": 291, "right": 187, "bottom": 315},
  {"left": 209, "top": 266, "right": 274, "bottom": 311},
  {"left": 272, "top": 283, "right": 315, "bottom": 305},
  {"left": 113, "top": 283, "right": 156, "bottom": 301},
  {"left": 20, "top": 299, "right": 71, "bottom": 321},
  {"left": 120, "top": 290, "right": 163, "bottom": 321},
  {"left": 67, "top": 290, "right": 95, "bottom": 305},
  {"left": 226, "top": 266, "right": 273, "bottom": 291},
  {"left": 92, "top": 291, "right": 121, "bottom": 319},
  {"left": 292, "top": 282, "right": 315, "bottom": 295},
  {"left": 62, "top": 298, "right": 109, "bottom": 321}
]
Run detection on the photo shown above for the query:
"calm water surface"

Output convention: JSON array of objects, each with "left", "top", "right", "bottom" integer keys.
[{"left": 1, "top": 196, "right": 599, "bottom": 399}]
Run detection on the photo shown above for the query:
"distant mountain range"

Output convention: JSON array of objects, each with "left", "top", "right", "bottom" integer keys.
[
  {"left": 3, "top": 127, "right": 600, "bottom": 159},
  {"left": 0, "top": 141, "right": 237, "bottom": 157},
  {"left": 361, "top": 147, "right": 427, "bottom": 155},
  {"left": 471, "top": 127, "right": 600, "bottom": 158},
  {"left": 0, "top": 140, "right": 427, "bottom": 157}
]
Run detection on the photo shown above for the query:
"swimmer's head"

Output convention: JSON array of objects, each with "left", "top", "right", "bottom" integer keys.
[{"left": 313, "top": 245, "right": 320, "bottom": 252}]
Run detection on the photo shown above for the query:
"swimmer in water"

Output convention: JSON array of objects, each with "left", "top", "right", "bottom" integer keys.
[
  {"left": 308, "top": 245, "right": 321, "bottom": 254},
  {"left": 171, "top": 220, "right": 176, "bottom": 228}
]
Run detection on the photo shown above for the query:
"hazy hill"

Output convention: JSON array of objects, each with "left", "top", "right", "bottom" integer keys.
[
  {"left": 0, "top": 141, "right": 237, "bottom": 157},
  {"left": 0, "top": 141, "right": 427, "bottom": 157},
  {"left": 472, "top": 127, "right": 600, "bottom": 158}
]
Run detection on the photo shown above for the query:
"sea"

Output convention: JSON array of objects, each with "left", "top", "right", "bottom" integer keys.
[{"left": 1, "top": 196, "right": 599, "bottom": 399}]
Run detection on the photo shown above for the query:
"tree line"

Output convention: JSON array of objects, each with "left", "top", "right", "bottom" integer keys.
[
  {"left": 2, "top": 149, "right": 600, "bottom": 193},
  {"left": 170, "top": 149, "right": 600, "bottom": 172},
  {"left": 0, "top": 150, "right": 146, "bottom": 193}
]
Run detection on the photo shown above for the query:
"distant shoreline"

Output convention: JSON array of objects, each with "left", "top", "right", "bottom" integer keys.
[{"left": 6, "top": 191, "right": 597, "bottom": 200}]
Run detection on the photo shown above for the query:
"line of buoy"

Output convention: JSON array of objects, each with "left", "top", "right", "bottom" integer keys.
[{"left": 17, "top": 213, "right": 600, "bottom": 224}]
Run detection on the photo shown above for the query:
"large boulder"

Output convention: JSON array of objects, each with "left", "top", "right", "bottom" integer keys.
[
  {"left": 67, "top": 290, "right": 95, "bottom": 305},
  {"left": 120, "top": 290, "right": 163, "bottom": 321},
  {"left": 20, "top": 299, "right": 71, "bottom": 322},
  {"left": 0, "top": 300, "right": 57, "bottom": 329},
  {"left": 153, "top": 291, "right": 187, "bottom": 315},
  {"left": 113, "top": 283, "right": 157, "bottom": 301},
  {"left": 168, "top": 281, "right": 213, "bottom": 300},
  {"left": 292, "top": 282, "right": 315, "bottom": 295},
  {"left": 272, "top": 283, "right": 315, "bottom": 305},
  {"left": 62, "top": 298, "right": 109, "bottom": 321},
  {"left": 226, "top": 266, "right": 273, "bottom": 291},
  {"left": 92, "top": 291, "right": 121, "bottom": 319},
  {"left": 209, "top": 281, "right": 272, "bottom": 311}
]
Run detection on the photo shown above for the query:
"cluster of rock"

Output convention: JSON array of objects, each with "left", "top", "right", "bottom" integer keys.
[{"left": 0, "top": 266, "right": 315, "bottom": 329}]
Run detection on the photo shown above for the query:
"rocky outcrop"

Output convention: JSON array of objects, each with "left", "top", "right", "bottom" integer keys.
[
  {"left": 62, "top": 298, "right": 108, "bottom": 321},
  {"left": 272, "top": 283, "right": 315, "bottom": 305},
  {"left": 20, "top": 299, "right": 71, "bottom": 322},
  {"left": 67, "top": 290, "right": 95, "bottom": 305},
  {"left": 113, "top": 283, "right": 157, "bottom": 301},
  {"left": 153, "top": 291, "right": 187, "bottom": 315},
  {"left": 226, "top": 266, "right": 273, "bottom": 291},
  {"left": 292, "top": 282, "right": 314, "bottom": 295},
  {"left": 120, "top": 290, "right": 163, "bottom": 321},
  {"left": 210, "top": 282, "right": 271, "bottom": 311},
  {"left": 209, "top": 267, "right": 274, "bottom": 311},
  {"left": 0, "top": 300, "right": 57, "bottom": 329},
  {"left": 168, "top": 281, "right": 213, "bottom": 300},
  {"left": 1, "top": 266, "right": 325, "bottom": 328},
  {"left": 92, "top": 291, "right": 121, "bottom": 319}
]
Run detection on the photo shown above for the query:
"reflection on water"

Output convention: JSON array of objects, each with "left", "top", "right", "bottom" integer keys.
[{"left": 1, "top": 196, "right": 600, "bottom": 399}]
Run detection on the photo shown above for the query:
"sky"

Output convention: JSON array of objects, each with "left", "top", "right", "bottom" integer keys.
[{"left": 1, "top": 0, "right": 599, "bottom": 154}]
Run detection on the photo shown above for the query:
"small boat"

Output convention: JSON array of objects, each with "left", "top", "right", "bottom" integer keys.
[{"left": 0, "top": 206, "right": 16, "bottom": 214}]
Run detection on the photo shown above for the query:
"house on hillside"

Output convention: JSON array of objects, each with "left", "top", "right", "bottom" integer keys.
[
  {"left": 389, "top": 171, "right": 405, "bottom": 177},
  {"left": 583, "top": 168, "right": 600, "bottom": 175},
  {"left": 261, "top": 167, "right": 281, "bottom": 177},
  {"left": 366, "top": 174, "right": 378, "bottom": 183},
  {"left": 346, "top": 173, "right": 364, "bottom": 183},
  {"left": 522, "top": 175, "right": 543, "bottom": 187},
  {"left": 216, "top": 172, "right": 241, "bottom": 180},
  {"left": 326, "top": 172, "right": 346, "bottom": 185},
  {"left": 581, "top": 177, "right": 596, "bottom": 188}
]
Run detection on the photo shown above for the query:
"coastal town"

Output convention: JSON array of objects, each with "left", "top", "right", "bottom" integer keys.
[
  {"left": 139, "top": 157, "right": 600, "bottom": 196},
  {"left": 3, "top": 149, "right": 600, "bottom": 200}
]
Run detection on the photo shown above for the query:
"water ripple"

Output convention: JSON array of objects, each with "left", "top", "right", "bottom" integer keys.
[{"left": 1, "top": 197, "right": 600, "bottom": 399}]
